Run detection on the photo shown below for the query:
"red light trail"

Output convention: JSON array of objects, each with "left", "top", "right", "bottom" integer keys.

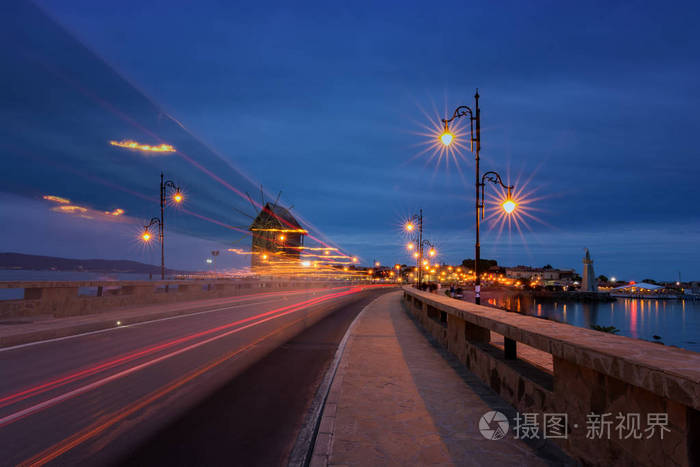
[
  {"left": 0, "top": 288, "right": 348, "bottom": 411},
  {"left": 0, "top": 286, "right": 392, "bottom": 433},
  {"left": 13, "top": 285, "right": 392, "bottom": 466}
]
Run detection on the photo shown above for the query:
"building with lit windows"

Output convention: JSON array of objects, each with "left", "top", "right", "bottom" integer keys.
[
  {"left": 249, "top": 203, "right": 307, "bottom": 268},
  {"left": 505, "top": 266, "right": 575, "bottom": 282}
]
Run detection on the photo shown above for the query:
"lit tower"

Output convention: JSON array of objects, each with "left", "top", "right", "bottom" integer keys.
[{"left": 582, "top": 248, "right": 597, "bottom": 292}]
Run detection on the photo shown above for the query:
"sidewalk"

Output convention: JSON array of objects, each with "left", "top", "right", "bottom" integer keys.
[{"left": 310, "top": 291, "right": 568, "bottom": 466}]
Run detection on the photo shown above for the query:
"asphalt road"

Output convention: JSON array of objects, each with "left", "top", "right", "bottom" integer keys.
[
  {"left": 120, "top": 287, "right": 389, "bottom": 466},
  {"left": 0, "top": 285, "right": 391, "bottom": 466}
]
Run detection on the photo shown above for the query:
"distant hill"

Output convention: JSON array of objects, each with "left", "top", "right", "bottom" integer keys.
[{"left": 0, "top": 253, "right": 186, "bottom": 274}]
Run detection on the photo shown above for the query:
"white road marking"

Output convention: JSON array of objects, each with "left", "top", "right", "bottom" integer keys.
[
  {"left": 0, "top": 291, "right": 348, "bottom": 427},
  {"left": 0, "top": 289, "right": 345, "bottom": 353}
]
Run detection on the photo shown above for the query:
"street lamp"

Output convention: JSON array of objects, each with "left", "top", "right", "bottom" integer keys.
[
  {"left": 142, "top": 216, "right": 161, "bottom": 248},
  {"left": 405, "top": 210, "right": 423, "bottom": 286},
  {"left": 440, "top": 90, "right": 516, "bottom": 305},
  {"left": 141, "top": 172, "right": 183, "bottom": 280}
]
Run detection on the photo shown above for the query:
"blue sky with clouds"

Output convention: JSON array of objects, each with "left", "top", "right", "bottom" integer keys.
[{"left": 1, "top": 0, "right": 699, "bottom": 280}]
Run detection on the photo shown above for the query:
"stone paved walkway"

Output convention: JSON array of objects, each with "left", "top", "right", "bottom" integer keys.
[{"left": 311, "top": 291, "right": 568, "bottom": 466}]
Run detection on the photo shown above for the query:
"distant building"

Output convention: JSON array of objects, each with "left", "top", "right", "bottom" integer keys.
[
  {"left": 249, "top": 203, "right": 307, "bottom": 269},
  {"left": 610, "top": 282, "right": 674, "bottom": 296},
  {"left": 505, "top": 266, "right": 575, "bottom": 282},
  {"left": 582, "top": 248, "right": 597, "bottom": 292},
  {"left": 488, "top": 265, "right": 506, "bottom": 275}
]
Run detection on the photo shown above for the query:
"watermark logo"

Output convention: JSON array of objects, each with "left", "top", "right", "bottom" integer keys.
[
  {"left": 478, "top": 411, "right": 670, "bottom": 441},
  {"left": 479, "top": 410, "right": 509, "bottom": 440}
]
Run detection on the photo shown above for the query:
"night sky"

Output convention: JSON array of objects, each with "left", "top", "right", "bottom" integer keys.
[{"left": 1, "top": 0, "right": 699, "bottom": 280}]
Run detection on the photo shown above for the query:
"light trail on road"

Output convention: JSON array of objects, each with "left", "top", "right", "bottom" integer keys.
[
  {"left": 0, "top": 285, "right": 392, "bottom": 466},
  {"left": 0, "top": 287, "right": 349, "bottom": 354},
  {"left": 0, "top": 288, "right": 349, "bottom": 409},
  {"left": 20, "top": 310, "right": 316, "bottom": 467},
  {"left": 1, "top": 289, "right": 353, "bottom": 428}
]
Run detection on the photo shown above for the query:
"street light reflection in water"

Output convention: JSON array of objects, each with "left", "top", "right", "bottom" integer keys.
[{"left": 482, "top": 293, "right": 700, "bottom": 352}]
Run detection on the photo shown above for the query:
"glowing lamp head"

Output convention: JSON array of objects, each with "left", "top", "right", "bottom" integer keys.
[
  {"left": 405, "top": 222, "right": 414, "bottom": 232},
  {"left": 262, "top": 254, "right": 268, "bottom": 260},
  {"left": 141, "top": 231, "right": 151, "bottom": 242},
  {"left": 413, "top": 252, "right": 419, "bottom": 258},
  {"left": 502, "top": 199, "right": 517, "bottom": 214},
  {"left": 406, "top": 243, "right": 414, "bottom": 250},
  {"left": 352, "top": 257, "right": 358, "bottom": 263},
  {"left": 429, "top": 248, "right": 436, "bottom": 257},
  {"left": 279, "top": 234, "right": 286, "bottom": 241},
  {"left": 173, "top": 191, "right": 183, "bottom": 203},
  {"left": 375, "top": 261, "right": 380, "bottom": 267},
  {"left": 440, "top": 131, "right": 453, "bottom": 146}
]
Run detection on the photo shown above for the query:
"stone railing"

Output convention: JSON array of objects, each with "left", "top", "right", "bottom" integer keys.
[
  {"left": 402, "top": 287, "right": 700, "bottom": 467},
  {"left": 0, "top": 279, "right": 363, "bottom": 319}
]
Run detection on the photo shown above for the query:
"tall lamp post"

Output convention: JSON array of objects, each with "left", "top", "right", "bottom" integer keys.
[
  {"left": 142, "top": 172, "right": 183, "bottom": 279},
  {"left": 419, "top": 240, "right": 437, "bottom": 283},
  {"left": 439, "top": 90, "right": 516, "bottom": 305},
  {"left": 404, "top": 210, "right": 422, "bottom": 286}
]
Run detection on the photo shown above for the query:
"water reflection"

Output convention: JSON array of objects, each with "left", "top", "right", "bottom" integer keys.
[{"left": 483, "top": 291, "right": 699, "bottom": 352}]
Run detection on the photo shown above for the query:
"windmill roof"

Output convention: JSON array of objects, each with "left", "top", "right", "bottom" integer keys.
[{"left": 249, "top": 203, "right": 305, "bottom": 232}]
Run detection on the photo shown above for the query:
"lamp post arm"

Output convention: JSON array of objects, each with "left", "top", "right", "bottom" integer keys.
[
  {"left": 163, "top": 180, "right": 179, "bottom": 192},
  {"left": 442, "top": 105, "right": 475, "bottom": 151},
  {"left": 441, "top": 105, "right": 473, "bottom": 125},
  {"left": 144, "top": 217, "right": 162, "bottom": 230},
  {"left": 481, "top": 171, "right": 513, "bottom": 191}
]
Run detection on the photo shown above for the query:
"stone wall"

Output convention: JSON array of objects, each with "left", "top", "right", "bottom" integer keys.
[{"left": 402, "top": 287, "right": 700, "bottom": 467}]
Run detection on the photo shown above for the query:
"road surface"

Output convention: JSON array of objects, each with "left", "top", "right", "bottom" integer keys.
[{"left": 0, "top": 285, "right": 390, "bottom": 466}]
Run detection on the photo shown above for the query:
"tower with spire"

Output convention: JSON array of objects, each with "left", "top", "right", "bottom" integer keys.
[{"left": 582, "top": 248, "right": 597, "bottom": 292}]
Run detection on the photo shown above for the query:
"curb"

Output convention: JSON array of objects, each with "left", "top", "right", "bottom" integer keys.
[{"left": 288, "top": 297, "right": 375, "bottom": 467}]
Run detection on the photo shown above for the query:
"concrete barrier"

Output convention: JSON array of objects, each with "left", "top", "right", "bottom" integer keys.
[
  {"left": 402, "top": 287, "right": 700, "bottom": 467},
  {"left": 0, "top": 279, "right": 367, "bottom": 319}
]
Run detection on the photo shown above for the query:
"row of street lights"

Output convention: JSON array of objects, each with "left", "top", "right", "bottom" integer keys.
[
  {"left": 140, "top": 172, "right": 184, "bottom": 280},
  {"left": 404, "top": 209, "right": 437, "bottom": 287}
]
